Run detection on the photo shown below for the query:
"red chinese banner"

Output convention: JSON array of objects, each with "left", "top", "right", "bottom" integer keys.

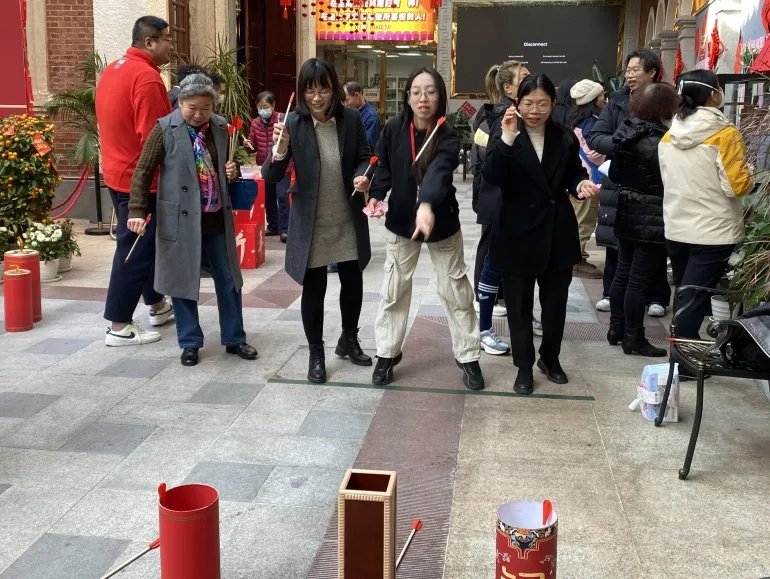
[{"left": 316, "top": 0, "right": 435, "bottom": 41}]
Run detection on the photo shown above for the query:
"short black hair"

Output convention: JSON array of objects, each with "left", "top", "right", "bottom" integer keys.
[
  {"left": 625, "top": 48, "right": 662, "bottom": 82},
  {"left": 517, "top": 73, "right": 557, "bottom": 103},
  {"left": 177, "top": 65, "right": 207, "bottom": 83},
  {"left": 207, "top": 72, "right": 225, "bottom": 89},
  {"left": 131, "top": 16, "right": 169, "bottom": 46},
  {"left": 295, "top": 58, "right": 344, "bottom": 120},
  {"left": 256, "top": 91, "right": 276, "bottom": 106},
  {"left": 677, "top": 69, "right": 720, "bottom": 119},
  {"left": 344, "top": 81, "right": 363, "bottom": 96}
]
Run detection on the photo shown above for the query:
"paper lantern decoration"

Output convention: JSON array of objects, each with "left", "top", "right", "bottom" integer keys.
[
  {"left": 708, "top": 20, "right": 725, "bottom": 70},
  {"left": 673, "top": 43, "right": 684, "bottom": 83}
]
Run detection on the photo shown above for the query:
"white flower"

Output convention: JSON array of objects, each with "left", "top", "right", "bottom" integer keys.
[
  {"left": 35, "top": 223, "right": 44, "bottom": 231},
  {"left": 36, "top": 233, "right": 45, "bottom": 242},
  {"left": 52, "top": 229, "right": 62, "bottom": 240},
  {"left": 0, "top": 227, "right": 6, "bottom": 232},
  {"left": 22, "top": 232, "right": 28, "bottom": 239},
  {"left": 31, "top": 241, "right": 37, "bottom": 247}
]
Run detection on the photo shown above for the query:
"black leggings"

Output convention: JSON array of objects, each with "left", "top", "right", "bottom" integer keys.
[{"left": 301, "top": 260, "right": 363, "bottom": 345}]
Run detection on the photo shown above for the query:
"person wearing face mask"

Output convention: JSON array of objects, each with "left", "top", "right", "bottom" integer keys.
[
  {"left": 367, "top": 67, "right": 484, "bottom": 391},
  {"left": 246, "top": 91, "right": 293, "bottom": 242},
  {"left": 127, "top": 74, "right": 258, "bottom": 367},
  {"left": 658, "top": 70, "right": 753, "bottom": 354},
  {"left": 607, "top": 83, "right": 680, "bottom": 358},
  {"left": 263, "top": 58, "right": 373, "bottom": 384},
  {"left": 587, "top": 49, "right": 671, "bottom": 317},
  {"left": 484, "top": 74, "right": 599, "bottom": 394}
]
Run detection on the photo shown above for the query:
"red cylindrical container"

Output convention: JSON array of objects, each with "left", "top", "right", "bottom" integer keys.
[
  {"left": 4, "top": 250, "right": 41, "bottom": 322},
  {"left": 3, "top": 267, "right": 33, "bottom": 332},
  {"left": 158, "top": 484, "right": 220, "bottom": 579},
  {"left": 496, "top": 500, "right": 558, "bottom": 578}
]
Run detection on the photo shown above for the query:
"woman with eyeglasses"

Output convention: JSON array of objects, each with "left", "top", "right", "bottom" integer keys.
[
  {"left": 483, "top": 74, "right": 599, "bottom": 395},
  {"left": 367, "top": 67, "right": 484, "bottom": 390},
  {"left": 659, "top": 69, "right": 753, "bottom": 348},
  {"left": 262, "top": 58, "right": 373, "bottom": 384}
]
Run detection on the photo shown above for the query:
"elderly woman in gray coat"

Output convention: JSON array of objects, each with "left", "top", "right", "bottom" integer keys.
[
  {"left": 128, "top": 74, "right": 258, "bottom": 367},
  {"left": 263, "top": 58, "right": 372, "bottom": 385}
]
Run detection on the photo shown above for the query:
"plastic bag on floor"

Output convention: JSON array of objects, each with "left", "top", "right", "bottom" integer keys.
[{"left": 629, "top": 363, "right": 679, "bottom": 423}]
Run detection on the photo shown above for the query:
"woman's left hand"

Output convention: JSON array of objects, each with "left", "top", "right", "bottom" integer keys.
[
  {"left": 577, "top": 181, "right": 600, "bottom": 199},
  {"left": 226, "top": 161, "right": 238, "bottom": 182},
  {"left": 353, "top": 176, "right": 370, "bottom": 192}
]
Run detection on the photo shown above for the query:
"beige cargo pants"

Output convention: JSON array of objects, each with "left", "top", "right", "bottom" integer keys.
[
  {"left": 375, "top": 229, "right": 481, "bottom": 363},
  {"left": 570, "top": 194, "right": 599, "bottom": 260}
]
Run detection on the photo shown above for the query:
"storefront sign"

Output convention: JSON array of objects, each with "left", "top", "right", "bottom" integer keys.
[
  {"left": 316, "top": 0, "right": 435, "bottom": 41},
  {"left": 363, "top": 88, "right": 381, "bottom": 101}
]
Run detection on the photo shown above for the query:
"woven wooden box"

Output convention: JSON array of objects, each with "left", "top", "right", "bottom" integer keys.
[{"left": 337, "top": 469, "right": 397, "bottom": 579}]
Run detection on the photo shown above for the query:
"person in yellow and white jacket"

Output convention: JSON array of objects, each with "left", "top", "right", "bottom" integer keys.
[{"left": 658, "top": 69, "right": 753, "bottom": 346}]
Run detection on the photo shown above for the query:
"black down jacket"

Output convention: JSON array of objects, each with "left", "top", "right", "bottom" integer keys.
[
  {"left": 608, "top": 118, "right": 666, "bottom": 244},
  {"left": 587, "top": 86, "right": 631, "bottom": 250},
  {"left": 473, "top": 98, "right": 514, "bottom": 225}
]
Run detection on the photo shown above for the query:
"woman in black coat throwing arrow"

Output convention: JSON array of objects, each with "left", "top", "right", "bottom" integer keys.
[{"left": 484, "top": 74, "right": 599, "bottom": 395}]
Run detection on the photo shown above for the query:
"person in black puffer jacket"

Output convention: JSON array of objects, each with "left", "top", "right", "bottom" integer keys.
[
  {"left": 607, "top": 83, "right": 679, "bottom": 357},
  {"left": 587, "top": 48, "right": 671, "bottom": 316}
]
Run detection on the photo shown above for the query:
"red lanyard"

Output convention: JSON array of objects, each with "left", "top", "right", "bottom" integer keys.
[{"left": 410, "top": 121, "right": 431, "bottom": 199}]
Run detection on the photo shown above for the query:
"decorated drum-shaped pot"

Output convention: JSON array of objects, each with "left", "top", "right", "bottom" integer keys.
[{"left": 496, "top": 500, "right": 557, "bottom": 578}]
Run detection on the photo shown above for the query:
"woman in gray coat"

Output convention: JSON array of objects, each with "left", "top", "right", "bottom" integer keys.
[
  {"left": 128, "top": 74, "right": 258, "bottom": 367},
  {"left": 263, "top": 58, "right": 372, "bottom": 384}
]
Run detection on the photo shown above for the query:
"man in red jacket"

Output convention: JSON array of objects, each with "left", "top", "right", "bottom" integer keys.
[{"left": 96, "top": 16, "right": 174, "bottom": 347}]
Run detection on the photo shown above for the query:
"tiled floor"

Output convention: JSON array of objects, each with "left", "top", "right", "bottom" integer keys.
[{"left": 0, "top": 175, "right": 769, "bottom": 578}]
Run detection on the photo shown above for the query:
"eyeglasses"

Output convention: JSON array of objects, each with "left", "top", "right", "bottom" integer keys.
[
  {"left": 148, "top": 35, "right": 173, "bottom": 43},
  {"left": 409, "top": 88, "right": 438, "bottom": 99},
  {"left": 304, "top": 89, "right": 333, "bottom": 99},
  {"left": 625, "top": 67, "right": 644, "bottom": 75},
  {"left": 519, "top": 102, "right": 551, "bottom": 113}
]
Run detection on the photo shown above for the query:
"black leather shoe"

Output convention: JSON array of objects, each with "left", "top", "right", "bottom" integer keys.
[
  {"left": 335, "top": 328, "right": 372, "bottom": 366},
  {"left": 607, "top": 323, "right": 624, "bottom": 346},
  {"left": 514, "top": 368, "right": 534, "bottom": 395},
  {"left": 455, "top": 359, "right": 485, "bottom": 391},
  {"left": 537, "top": 358, "right": 568, "bottom": 384},
  {"left": 308, "top": 343, "right": 327, "bottom": 384},
  {"left": 181, "top": 347, "right": 199, "bottom": 367},
  {"left": 621, "top": 329, "right": 667, "bottom": 357},
  {"left": 372, "top": 352, "right": 403, "bottom": 386},
  {"left": 226, "top": 343, "right": 259, "bottom": 360}
]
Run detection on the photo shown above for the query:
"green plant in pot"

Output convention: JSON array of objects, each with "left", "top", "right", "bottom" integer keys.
[
  {"left": 0, "top": 226, "right": 10, "bottom": 272},
  {"left": 446, "top": 109, "right": 472, "bottom": 141},
  {"left": 592, "top": 61, "right": 626, "bottom": 95},
  {"left": 57, "top": 219, "right": 81, "bottom": 273},
  {"left": 22, "top": 222, "right": 66, "bottom": 281}
]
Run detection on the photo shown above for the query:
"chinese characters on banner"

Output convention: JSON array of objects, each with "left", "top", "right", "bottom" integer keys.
[
  {"left": 457, "top": 101, "right": 477, "bottom": 117},
  {"left": 316, "top": 0, "right": 435, "bottom": 41}
]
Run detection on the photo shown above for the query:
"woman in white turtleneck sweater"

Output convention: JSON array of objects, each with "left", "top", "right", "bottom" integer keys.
[{"left": 483, "top": 74, "right": 600, "bottom": 395}]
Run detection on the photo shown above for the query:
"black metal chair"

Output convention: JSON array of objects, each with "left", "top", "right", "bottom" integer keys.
[{"left": 656, "top": 285, "right": 770, "bottom": 479}]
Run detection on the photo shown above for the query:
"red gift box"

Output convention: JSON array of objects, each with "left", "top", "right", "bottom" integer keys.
[
  {"left": 234, "top": 223, "right": 265, "bottom": 269},
  {"left": 232, "top": 177, "right": 266, "bottom": 226}
]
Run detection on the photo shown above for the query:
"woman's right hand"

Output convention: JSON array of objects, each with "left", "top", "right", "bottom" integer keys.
[
  {"left": 127, "top": 217, "right": 146, "bottom": 235},
  {"left": 273, "top": 122, "right": 289, "bottom": 155},
  {"left": 502, "top": 104, "right": 519, "bottom": 134}
]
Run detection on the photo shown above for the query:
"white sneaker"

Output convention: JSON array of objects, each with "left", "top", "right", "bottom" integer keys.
[
  {"left": 647, "top": 303, "right": 667, "bottom": 318},
  {"left": 533, "top": 320, "right": 543, "bottom": 337},
  {"left": 149, "top": 301, "right": 174, "bottom": 327},
  {"left": 105, "top": 322, "right": 162, "bottom": 347},
  {"left": 493, "top": 304, "right": 507, "bottom": 317},
  {"left": 480, "top": 329, "right": 510, "bottom": 355},
  {"left": 596, "top": 297, "right": 611, "bottom": 312}
]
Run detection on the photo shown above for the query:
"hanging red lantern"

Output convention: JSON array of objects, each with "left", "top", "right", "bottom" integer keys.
[
  {"left": 431, "top": 0, "right": 442, "bottom": 7},
  {"left": 673, "top": 44, "right": 684, "bottom": 83},
  {"left": 283, "top": 6, "right": 288, "bottom": 18}
]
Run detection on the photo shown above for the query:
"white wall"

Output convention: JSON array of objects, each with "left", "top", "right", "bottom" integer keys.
[{"left": 93, "top": 0, "right": 168, "bottom": 65}]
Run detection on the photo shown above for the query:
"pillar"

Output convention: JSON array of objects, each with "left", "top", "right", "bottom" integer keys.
[
  {"left": 26, "top": 0, "right": 49, "bottom": 107},
  {"left": 659, "top": 30, "right": 679, "bottom": 83},
  {"left": 677, "top": 16, "right": 697, "bottom": 72},
  {"left": 297, "top": 6, "right": 316, "bottom": 67},
  {"left": 648, "top": 37, "right": 662, "bottom": 53}
]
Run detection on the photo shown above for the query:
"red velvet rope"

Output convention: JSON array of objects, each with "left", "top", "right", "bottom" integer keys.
[{"left": 51, "top": 167, "right": 89, "bottom": 220}]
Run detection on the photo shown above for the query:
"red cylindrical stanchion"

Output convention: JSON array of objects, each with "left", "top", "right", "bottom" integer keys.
[
  {"left": 158, "top": 483, "right": 220, "bottom": 579},
  {"left": 496, "top": 500, "right": 558, "bottom": 578},
  {"left": 3, "top": 267, "right": 33, "bottom": 332},
  {"left": 4, "top": 250, "right": 41, "bottom": 322}
]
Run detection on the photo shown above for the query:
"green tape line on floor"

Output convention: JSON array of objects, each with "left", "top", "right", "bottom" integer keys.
[{"left": 268, "top": 378, "right": 595, "bottom": 401}]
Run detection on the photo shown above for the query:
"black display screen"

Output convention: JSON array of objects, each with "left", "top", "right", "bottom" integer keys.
[{"left": 454, "top": 4, "right": 622, "bottom": 95}]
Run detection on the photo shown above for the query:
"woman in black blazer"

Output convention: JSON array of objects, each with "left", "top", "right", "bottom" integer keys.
[
  {"left": 483, "top": 74, "right": 599, "bottom": 394},
  {"left": 262, "top": 58, "right": 372, "bottom": 384}
]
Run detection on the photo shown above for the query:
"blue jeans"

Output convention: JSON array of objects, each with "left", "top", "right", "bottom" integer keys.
[
  {"left": 266, "top": 175, "right": 291, "bottom": 234},
  {"left": 172, "top": 233, "right": 246, "bottom": 349}
]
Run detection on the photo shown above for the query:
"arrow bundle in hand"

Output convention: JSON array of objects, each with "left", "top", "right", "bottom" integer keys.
[
  {"left": 352, "top": 155, "right": 379, "bottom": 197},
  {"left": 412, "top": 116, "right": 446, "bottom": 165},
  {"left": 228, "top": 114, "right": 245, "bottom": 163},
  {"left": 276, "top": 92, "right": 295, "bottom": 152}
]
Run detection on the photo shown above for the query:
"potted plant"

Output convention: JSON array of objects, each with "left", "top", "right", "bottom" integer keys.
[
  {"left": 447, "top": 109, "right": 472, "bottom": 141},
  {"left": 0, "top": 226, "right": 10, "bottom": 284},
  {"left": 591, "top": 61, "right": 626, "bottom": 95},
  {"left": 57, "top": 219, "right": 81, "bottom": 273},
  {"left": 0, "top": 114, "right": 60, "bottom": 236},
  {"left": 22, "top": 222, "right": 64, "bottom": 281}
]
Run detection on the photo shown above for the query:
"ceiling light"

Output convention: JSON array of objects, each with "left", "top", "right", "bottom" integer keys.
[
  {"left": 386, "top": 54, "right": 399, "bottom": 58},
  {"left": 395, "top": 45, "right": 410, "bottom": 49},
  {"left": 398, "top": 52, "right": 422, "bottom": 56},
  {"left": 357, "top": 45, "right": 373, "bottom": 49}
]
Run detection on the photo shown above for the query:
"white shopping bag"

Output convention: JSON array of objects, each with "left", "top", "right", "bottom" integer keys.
[{"left": 629, "top": 363, "right": 679, "bottom": 423}]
